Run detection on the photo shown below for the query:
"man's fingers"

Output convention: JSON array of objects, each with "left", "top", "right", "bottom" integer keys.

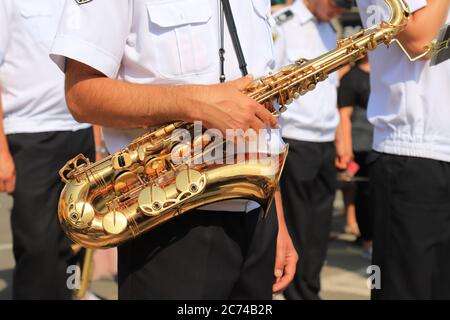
[
  {"left": 5, "top": 177, "right": 15, "bottom": 194},
  {"left": 249, "top": 116, "right": 266, "bottom": 132},
  {"left": 335, "top": 158, "right": 346, "bottom": 170},
  {"left": 272, "top": 272, "right": 291, "bottom": 293},
  {"left": 0, "top": 174, "right": 16, "bottom": 193},
  {"left": 227, "top": 75, "right": 254, "bottom": 91},
  {"left": 283, "top": 257, "right": 297, "bottom": 283},
  {"left": 273, "top": 258, "right": 297, "bottom": 293},
  {"left": 255, "top": 104, "right": 278, "bottom": 128},
  {"left": 274, "top": 247, "right": 286, "bottom": 280}
]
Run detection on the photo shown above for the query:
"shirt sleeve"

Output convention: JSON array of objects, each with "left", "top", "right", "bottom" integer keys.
[
  {"left": 50, "top": 0, "right": 130, "bottom": 78},
  {"left": 338, "top": 71, "right": 356, "bottom": 108},
  {"left": 405, "top": 0, "right": 427, "bottom": 13},
  {"left": 0, "top": 0, "right": 12, "bottom": 65}
]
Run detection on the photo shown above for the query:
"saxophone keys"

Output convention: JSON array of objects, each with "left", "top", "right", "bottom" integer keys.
[
  {"left": 293, "top": 92, "right": 300, "bottom": 100},
  {"left": 138, "top": 146, "right": 146, "bottom": 161},
  {"left": 145, "top": 157, "right": 166, "bottom": 177},
  {"left": 308, "top": 83, "right": 316, "bottom": 91},
  {"left": 68, "top": 202, "right": 95, "bottom": 229},
  {"left": 279, "top": 106, "right": 287, "bottom": 113},
  {"left": 138, "top": 186, "right": 167, "bottom": 216},
  {"left": 102, "top": 211, "right": 128, "bottom": 235},
  {"left": 193, "top": 133, "right": 212, "bottom": 150},
  {"left": 114, "top": 171, "right": 139, "bottom": 194},
  {"left": 112, "top": 153, "right": 132, "bottom": 170},
  {"left": 175, "top": 169, "right": 203, "bottom": 194},
  {"left": 173, "top": 143, "right": 191, "bottom": 159}
]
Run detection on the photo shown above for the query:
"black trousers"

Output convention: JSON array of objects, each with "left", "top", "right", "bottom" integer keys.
[
  {"left": 7, "top": 128, "right": 95, "bottom": 300},
  {"left": 118, "top": 206, "right": 278, "bottom": 300},
  {"left": 369, "top": 152, "right": 450, "bottom": 299},
  {"left": 280, "top": 139, "right": 337, "bottom": 300}
]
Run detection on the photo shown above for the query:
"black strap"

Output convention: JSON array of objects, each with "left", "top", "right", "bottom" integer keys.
[{"left": 219, "top": 0, "right": 248, "bottom": 82}]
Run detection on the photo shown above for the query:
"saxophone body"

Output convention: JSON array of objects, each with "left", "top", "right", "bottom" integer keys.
[{"left": 59, "top": 0, "right": 410, "bottom": 249}]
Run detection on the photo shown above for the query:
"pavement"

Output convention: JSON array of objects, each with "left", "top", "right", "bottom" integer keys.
[{"left": 0, "top": 190, "right": 370, "bottom": 300}]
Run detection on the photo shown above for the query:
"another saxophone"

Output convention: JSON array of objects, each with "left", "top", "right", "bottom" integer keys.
[{"left": 59, "top": 0, "right": 410, "bottom": 249}]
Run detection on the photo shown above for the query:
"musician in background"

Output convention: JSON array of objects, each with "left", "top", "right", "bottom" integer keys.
[
  {"left": 338, "top": 56, "right": 373, "bottom": 260},
  {"left": 273, "top": 0, "right": 349, "bottom": 300},
  {"left": 50, "top": 0, "right": 297, "bottom": 299},
  {"left": 357, "top": 0, "right": 450, "bottom": 299},
  {"left": 0, "top": 0, "right": 95, "bottom": 299}
]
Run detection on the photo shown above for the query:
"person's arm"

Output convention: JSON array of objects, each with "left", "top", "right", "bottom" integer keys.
[
  {"left": 397, "top": 0, "right": 449, "bottom": 58},
  {"left": 65, "top": 60, "right": 278, "bottom": 135},
  {"left": 272, "top": 188, "right": 298, "bottom": 294},
  {"left": 0, "top": 2, "right": 15, "bottom": 194},
  {"left": 335, "top": 68, "right": 356, "bottom": 169},
  {"left": 338, "top": 106, "right": 354, "bottom": 163},
  {"left": 0, "top": 88, "right": 16, "bottom": 193}
]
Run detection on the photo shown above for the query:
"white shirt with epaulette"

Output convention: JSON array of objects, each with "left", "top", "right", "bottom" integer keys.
[
  {"left": 358, "top": 0, "right": 450, "bottom": 162},
  {"left": 272, "top": 1, "right": 339, "bottom": 143},
  {"left": 0, "top": 0, "right": 90, "bottom": 134}
]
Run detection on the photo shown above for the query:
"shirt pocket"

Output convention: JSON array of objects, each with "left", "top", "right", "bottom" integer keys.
[
  {"left": 19, "top": 4, "right": 58, "bottom": 46},
  {"left": 146, "top": 0, "right": 215, "bottom": 78},
  {"left": 251, "top": 0, "right": 275, "bottom": 68}
]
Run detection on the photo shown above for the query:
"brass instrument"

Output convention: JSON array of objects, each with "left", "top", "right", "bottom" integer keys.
[
  {"left": 70, "top": 244, "right": 95, "bottom": 299},
  {"left": 58, "top": 0, "right": 410, "bottom": 249},
  {"left": 75, "top": 248, "right": 95, "bottom": 300}
]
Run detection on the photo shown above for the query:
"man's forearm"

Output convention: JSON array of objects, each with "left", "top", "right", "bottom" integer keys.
[
  {"left": 339, "top": 108, "right": 353, "bottom": 154},
  {"left": 66, "top": 59, "right": 277, "bottom": 134},
  {"left": 65, "top": 60, "right": 204, "bottom": 129},
  {"left": 398, "top": 0, "right": 449, "bottom": 57},
  {"left": 274, "top": 189, "right": 287, "bottom": 229}
]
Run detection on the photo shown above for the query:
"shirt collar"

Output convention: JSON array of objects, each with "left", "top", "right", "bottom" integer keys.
[{"left": 291, "top": 0, "right": 315, "bottom": 25}]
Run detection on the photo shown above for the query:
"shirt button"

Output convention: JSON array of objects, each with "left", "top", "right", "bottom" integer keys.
[{"left": 267, "top": 14, "right": 276, "bottom": 27}]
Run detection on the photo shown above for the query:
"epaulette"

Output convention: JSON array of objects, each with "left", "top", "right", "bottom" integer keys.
[{"left": 273, "top": 9, "right": 294, "bottom": 26}]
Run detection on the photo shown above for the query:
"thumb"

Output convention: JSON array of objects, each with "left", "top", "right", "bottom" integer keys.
[
  {"left": 226, "top": 74, "right": 254, "bottom": 91},
  {"left": 274, "top": 246, "right": 286, "bottom": 279}
]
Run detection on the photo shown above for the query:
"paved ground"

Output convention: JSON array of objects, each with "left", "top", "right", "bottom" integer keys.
[{"left": 0, "top": 191, "right": 370, "bottom": 300}]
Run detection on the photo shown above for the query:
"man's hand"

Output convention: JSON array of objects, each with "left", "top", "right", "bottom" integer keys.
[
  {"left": 0, "top": 149, "right": 16, "bottom": 193},
  {"left": 335, "top": 111, "right": 353, "bottom": 170},
  {"left": 194, "top": 75, "right": 279, "bottom": 135},
  {"left": 273, "top": 223, "right": 298, "bottom": 294},
  {"left": 335, "top": 141, "right": 353, "bottom": 170}
]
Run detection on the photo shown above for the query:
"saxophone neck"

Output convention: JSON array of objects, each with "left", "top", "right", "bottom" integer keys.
[{"left": 386, "top": 0, "right": 410, "bottom": 32}]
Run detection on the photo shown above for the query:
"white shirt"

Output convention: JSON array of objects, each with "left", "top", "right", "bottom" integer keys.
[
  {"left": 0, "top": 0, "right": 89, "bottom": 134},
  {"left": 50, "top": 0, "right": 281, "bottom": 212},
  {"left": 273, "top": 1, "right": 339, "bottom": 143},
  {"left": 357, "top": 0, "right": 450, "bottom": 162}
]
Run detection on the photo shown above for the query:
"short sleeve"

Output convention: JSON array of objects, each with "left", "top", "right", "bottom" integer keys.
[
  {"left": 0, "top": 0, "right": 12, "bottom": 65},
  {"left": 50, "top": 0, "right": 130, "bottom": 78},
  {"left": 357, "top": 0, "right": 428, "bottom": 28},
  {"left": 338, "top": 71, "right": 356, "bottom": 108},
  {"left": 405, "top": 0, "right": 427, "bottom": 13}
]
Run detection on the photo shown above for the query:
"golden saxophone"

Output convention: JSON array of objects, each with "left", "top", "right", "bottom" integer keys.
[{"left": 58, "top": 0, "right": 410, "bottom": 249}]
